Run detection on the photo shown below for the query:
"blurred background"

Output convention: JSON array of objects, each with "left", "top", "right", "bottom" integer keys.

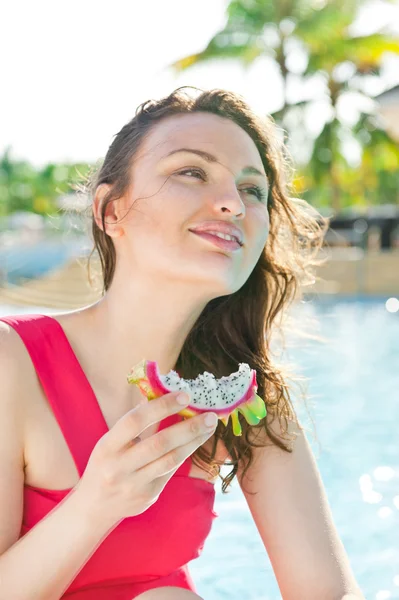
[{"left": 1, "top": 0, "right": 398, "bottom": 598}]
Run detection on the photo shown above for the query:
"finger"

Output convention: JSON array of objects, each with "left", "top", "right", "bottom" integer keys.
[
  {"left": 102, "top": 391, "right": 189, "bottom": 454},
  {"left": 138, "top": 427, "right": 217, "bottom": 482},
  {"left": 130, "top": 436, "right": 142, "bottom": 446},
  {"left": 126, "top": 412, "right": 218, "bottom": 472}
]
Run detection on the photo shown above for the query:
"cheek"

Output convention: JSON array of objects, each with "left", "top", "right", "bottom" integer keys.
[
  {"left": 125, "top": 193, "right": 174, "bottom": 235},
  {"left": 243, "top": 228, "right": 269, "bottom": 271},
  {"left": 248, "top": 208, "right": 270, "bottom": 246},
  {"left": 138, "top": 181, "right": 195, "bottom": 228}
]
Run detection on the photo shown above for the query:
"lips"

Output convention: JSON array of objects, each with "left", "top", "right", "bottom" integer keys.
[{"left": 190, "top": 230, "right": 242, "bottom": 251}]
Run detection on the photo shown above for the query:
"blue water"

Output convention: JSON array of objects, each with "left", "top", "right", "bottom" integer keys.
[
  {"left": 0, "top": 238, "right": 88, "bottom": 283},
  {"left": 191, "top": 297, "right": 399, "bottom": 600},
  {"left": 1, "top": 297, "right": 398, "bottom": 599}
]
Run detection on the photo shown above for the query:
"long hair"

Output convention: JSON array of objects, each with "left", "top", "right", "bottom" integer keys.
[{"left": 81, "top": 86, "right": 329, "bottom": 494}]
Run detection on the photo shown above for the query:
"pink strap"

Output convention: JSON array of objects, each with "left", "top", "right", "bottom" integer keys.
[{"left": 0, "top": 314, "right": 191, "bottom": 477}]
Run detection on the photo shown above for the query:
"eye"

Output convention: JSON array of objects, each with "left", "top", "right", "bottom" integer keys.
[
  {"left": 240, "top": 185, "right": 268, "bottom": 202},
  {"left": 177, "top": 167, "right": 206, "bottom": 180},
  {"left": 177, "top": 168, "right": 267, "bottom": 203}
]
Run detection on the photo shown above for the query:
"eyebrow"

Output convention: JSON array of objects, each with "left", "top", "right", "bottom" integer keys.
[{"left": 163, "top": 147, "right": 267, "bottom": 180}]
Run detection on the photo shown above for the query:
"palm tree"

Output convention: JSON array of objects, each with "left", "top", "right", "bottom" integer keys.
[{"left": 170, "top": 0, "right": 399, "bottom": 213}]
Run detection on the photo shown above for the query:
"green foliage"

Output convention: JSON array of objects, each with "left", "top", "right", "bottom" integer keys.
[
  {"left": 170, "top": 0, "right": 399, "bottom": 211},
  {"left": 297, "top": 112, "right": 399, "bottom": 208},
  {"left": 0, "top": 146, "right": 91, "bottom": 217},
  {"left": 4, "top": 0, "right": 399, "bottom": 216}
]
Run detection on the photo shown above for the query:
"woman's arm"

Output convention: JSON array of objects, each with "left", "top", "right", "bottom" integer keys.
[
  {"left": 236, "top": 418, "right": 365, "bottom": 600},
  {"left": 0, "top": 488, "right": 117, "bottom": 600},
  {"left": 0, "top": 325, "right": 117, "bottom": 600}
]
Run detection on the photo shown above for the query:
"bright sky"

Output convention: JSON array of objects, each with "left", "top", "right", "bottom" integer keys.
[{"left": 2, "top": 0, "right": 399, "bottom": 168}]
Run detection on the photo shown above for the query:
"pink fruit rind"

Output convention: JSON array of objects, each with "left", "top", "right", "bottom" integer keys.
[{"left": 127, "top": 359, "right": 267, "bottom": 436}]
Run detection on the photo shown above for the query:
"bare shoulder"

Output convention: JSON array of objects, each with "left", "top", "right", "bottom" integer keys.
[
  {"left": 0, "top": 320, "right": 29, "bottom": 554},
  {"left": 0, "top": 319, "right": 34, "bottom": 396},
  {"left": 0, "top": 319, "right": 29, "bottom": 396},
  {"left": 0, "top": 319, "right": 41, "bottom": 459}
]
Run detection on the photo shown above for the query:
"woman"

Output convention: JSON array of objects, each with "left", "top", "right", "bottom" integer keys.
[{"left": 0, "top": 87, "right": 364, "bottom": 599}]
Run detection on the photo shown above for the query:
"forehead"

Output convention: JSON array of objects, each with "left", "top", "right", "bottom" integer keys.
[{"left": 137, "top": 112, "right": 265, "bottom": 172}]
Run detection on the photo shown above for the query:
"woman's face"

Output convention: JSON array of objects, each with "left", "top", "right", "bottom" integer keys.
[{"left": 108, "top": 111, "right": 270, "bottom": 300}]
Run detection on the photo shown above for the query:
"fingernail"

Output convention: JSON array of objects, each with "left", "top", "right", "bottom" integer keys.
[{"left": 176, "top": 392, "right": 190, "bottom": 405}]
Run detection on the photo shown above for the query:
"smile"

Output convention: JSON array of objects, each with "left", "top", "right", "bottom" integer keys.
[{"left": 189, "top": 230, "right": 242, "bottom": 252}]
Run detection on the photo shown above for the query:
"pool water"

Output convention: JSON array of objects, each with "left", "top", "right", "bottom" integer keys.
[
  {"left": 1, "top": 297, "right": 398, "bottom": 599},
  {"left": 191, "top": 297, "right": 399, "bottom": 599}
]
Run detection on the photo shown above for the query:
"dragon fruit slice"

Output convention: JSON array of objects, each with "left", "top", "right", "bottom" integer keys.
[{"left": 126, "top": 359, "right": 267, "bottom": 436}]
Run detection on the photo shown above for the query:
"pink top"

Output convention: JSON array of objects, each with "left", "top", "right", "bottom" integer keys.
[{"left": 0, "top": 313, "right": 218, "bottom": 598}]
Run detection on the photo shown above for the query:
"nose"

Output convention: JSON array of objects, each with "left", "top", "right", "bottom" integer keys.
[{"left": 208, "top": 182, "right": 246, "bottom": 217}]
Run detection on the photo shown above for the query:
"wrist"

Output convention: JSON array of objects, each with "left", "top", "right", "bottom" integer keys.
[{"left": 69, "top": 484, "right": 120, "bottom": 536}]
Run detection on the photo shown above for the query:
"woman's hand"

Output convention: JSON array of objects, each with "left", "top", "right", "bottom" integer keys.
[{"left": 74, "top": 391, "right": 218, "bottom": 526}]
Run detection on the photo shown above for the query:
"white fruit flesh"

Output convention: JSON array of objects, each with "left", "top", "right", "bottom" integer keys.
[{"left": 160, "top": 363, "right": 253, "bottom": 411}]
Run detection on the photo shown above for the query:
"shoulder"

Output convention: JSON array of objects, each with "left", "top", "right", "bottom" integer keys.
[
  {"left": 0, "top": 318, "right": 33, "bottom": 376},
  {"left": 0, "top": 319, "right": 24, "bottom": 376},
  {"left": 0, "top": 319, "right": 35, "bottom": 435},
  {"left": 0, "top": 320, "right": 29, "bottom": 553}
]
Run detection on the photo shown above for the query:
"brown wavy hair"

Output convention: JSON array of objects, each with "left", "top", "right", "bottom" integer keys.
[{"left": 82, "top": 86, "right": 329, "bottom": 495}]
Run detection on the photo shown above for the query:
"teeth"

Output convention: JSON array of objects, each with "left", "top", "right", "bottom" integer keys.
[{"left": 206, "top": 232, "right": 239, "bottom": 243}]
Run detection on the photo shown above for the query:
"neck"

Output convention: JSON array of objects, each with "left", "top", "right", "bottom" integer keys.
[{"left": 77, "top": 269, "right": 212, "bottom": 394}]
